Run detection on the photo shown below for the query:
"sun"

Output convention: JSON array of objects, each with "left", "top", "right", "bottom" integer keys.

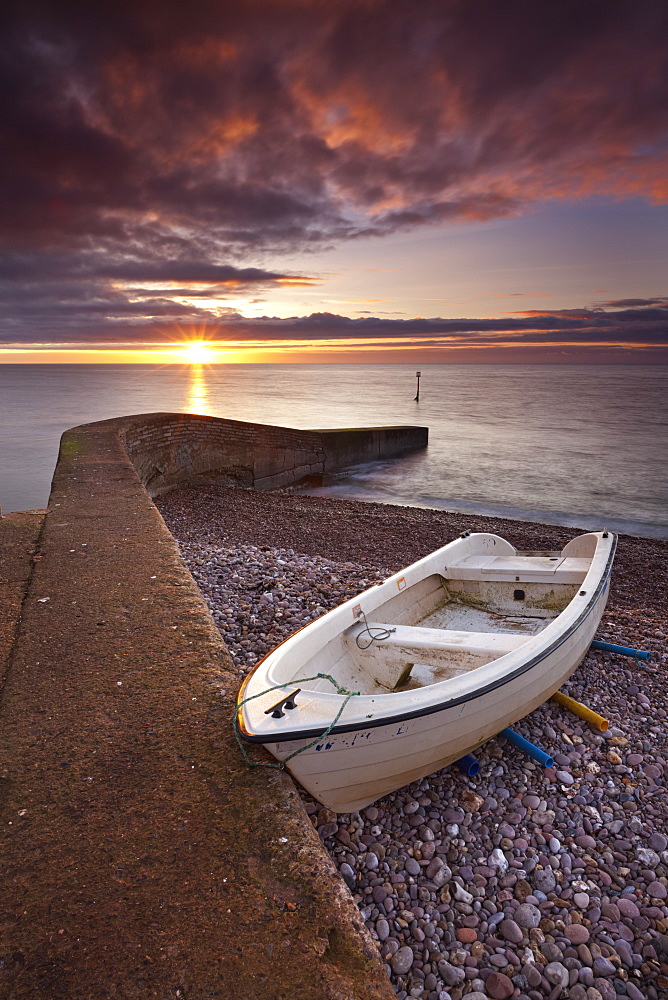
[{"left": 182, "top": 341, "right": 215, "bottom": 363}]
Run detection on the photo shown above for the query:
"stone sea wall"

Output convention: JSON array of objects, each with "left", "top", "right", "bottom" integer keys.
[
  {"left": 0, "top": 411, "right": 427, "bottom": 1000},
  {"left": 116, "top": 411, "right": 427, "bottom": 494}
]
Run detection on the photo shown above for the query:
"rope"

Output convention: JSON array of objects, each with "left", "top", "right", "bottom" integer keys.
[
  {"left": 234, "top": 672, "right": 360, "bottom": 769},
  {"left": 354, "top": 608, "right": 396, "bottom": 649}
]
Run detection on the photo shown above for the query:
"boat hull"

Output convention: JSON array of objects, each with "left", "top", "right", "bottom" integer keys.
[
  {"left": 266, "top": 587, "right": 606, "bottom": 812},
  {"left": 240, "top": 535, "right": 614, "bottom": 813}
]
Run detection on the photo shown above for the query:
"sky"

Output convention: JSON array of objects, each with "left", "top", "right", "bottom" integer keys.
[{"left": 1, "top": 0, "right": 667, "bottom": 363}]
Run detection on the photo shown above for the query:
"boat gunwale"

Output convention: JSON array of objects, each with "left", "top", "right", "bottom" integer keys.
[{"left": 237, "top": 532, "right": 617, "bottom": 744}]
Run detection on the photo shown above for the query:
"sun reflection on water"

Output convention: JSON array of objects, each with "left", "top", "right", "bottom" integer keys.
[{"left": 186, "top": 364, "right": 212, "bottom": 415}]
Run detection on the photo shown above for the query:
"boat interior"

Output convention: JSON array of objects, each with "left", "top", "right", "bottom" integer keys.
[{"left": 291, "top": 550, "right": 591, "bottom": 697}]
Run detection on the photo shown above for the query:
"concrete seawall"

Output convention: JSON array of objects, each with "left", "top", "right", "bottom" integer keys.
[
  {"left": 115, "top": 411, "right": 427, "bottom": 494},
  {"left": 0, "top": 413, "right": 426, "bottom": 999}
]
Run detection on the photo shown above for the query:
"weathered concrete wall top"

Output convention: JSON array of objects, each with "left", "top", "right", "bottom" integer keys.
[{"left": 0, "top": 413, "right": 412, "bottom": 1000}]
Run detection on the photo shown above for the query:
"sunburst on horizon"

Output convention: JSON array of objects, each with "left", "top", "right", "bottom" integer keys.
[{"left": 181, "top": 341, "right": 216, "bottom": 364}]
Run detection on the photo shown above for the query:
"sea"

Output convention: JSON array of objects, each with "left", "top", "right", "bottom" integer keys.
[{"left": 0, "top": 363, "right": 666, "bottom": 539}]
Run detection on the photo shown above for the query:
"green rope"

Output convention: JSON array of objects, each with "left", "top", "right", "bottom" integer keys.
[{"left": 233, "top": 672, "right": 360, "bottom": 769}]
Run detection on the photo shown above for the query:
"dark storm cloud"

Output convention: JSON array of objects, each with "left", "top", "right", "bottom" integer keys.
[
  {"left": 0, "top": 248, "right": 311, "bottom": 337},
  {"left": 2, "top": 0, "right": 668, "bottom": 251},
  {"left": 0, "top": 251, "right": 309, "bottom": 286},
  {"left": 599, "top": 297, "right": 668, "bottom": 308},
  {"left": 2, "top": 298, "right": 665, "bottom": 351},
  {"left": 214, "top": 305, "right": 668, "bottom": 347},
  {"left": 1, "top": 0, "right": 668, "bottom": 345}
]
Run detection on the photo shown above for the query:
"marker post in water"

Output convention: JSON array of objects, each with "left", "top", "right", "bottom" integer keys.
[{"left": 415, "top": 371, "right": 421, "bottom": 401}]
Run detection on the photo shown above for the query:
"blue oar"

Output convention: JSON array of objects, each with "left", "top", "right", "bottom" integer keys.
[
  {"left": 501, "top": 727, "right": 554, "bottom": 768},
  {"left": 591, "top": 640, "right": 650, "bottom": 661}
]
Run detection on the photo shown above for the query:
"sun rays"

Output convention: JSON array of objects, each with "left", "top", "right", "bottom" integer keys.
[{"left": 181, "top": 341, "right": 216, "bottom": 364}]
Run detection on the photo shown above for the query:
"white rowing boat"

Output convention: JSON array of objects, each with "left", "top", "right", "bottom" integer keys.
[{"left": 237, "top": 530, "right": 616, "bottom": 813}]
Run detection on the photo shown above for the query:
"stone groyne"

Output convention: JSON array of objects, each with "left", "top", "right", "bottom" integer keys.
[
  {"left": 0, "top": 413, "right": 426, "bottom": 1000},
  {"left": 118, "top": 411, "right": 428, "bottom": 494}
]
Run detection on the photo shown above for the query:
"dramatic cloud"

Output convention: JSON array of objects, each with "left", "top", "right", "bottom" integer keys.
[
  {"left": 2, "top": 0, "right": 668, "bottom": 253},
  {"left": 1, "top": 297, "right": 666, "bottom": 358},
  {"left": 1, "top": 0, "right": 667, "bottom": 351},
  {"left": 598, "top": 297, "right": 668, "bottom": 308}
]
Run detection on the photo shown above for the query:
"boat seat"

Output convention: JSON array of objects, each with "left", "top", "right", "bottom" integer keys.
[
  {"left": 343, "top": 623, "right": 528, "bottom": 689},
  {"left": 344, "top": 623, "right": 528, "bottom": 656},
  {"left": 444, "top": 555, "right": 590, "bottom": 584}
]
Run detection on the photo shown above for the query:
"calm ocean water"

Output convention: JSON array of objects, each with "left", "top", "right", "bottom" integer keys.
[{"left": 0, "top": 364, "right": 666, "bottom": 538}]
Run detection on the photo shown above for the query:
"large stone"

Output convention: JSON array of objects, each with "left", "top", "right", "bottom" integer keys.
[
  {"left": 514, "top": 903, "right": 542, "bottom": 929},
  {"left": 485, "top": 971, "right": 514, "bottom": 999},
  {"left": 452, "top": 882, "right": 473, "bottom": 904},
  {"left": 460, "top": 789, "right": 484, "bottom": 812},
  {"left": 425, "top": 857, "right": 444, "bottom": 880},
  {"left": 390, "top": 946, "right": 414, "bottom": 976},
  {"left": 565, "top": 923, "right": 590, "bottom": 944},
  {"left": 600, "top": 902, "right": 620, "bottom": 921},
  {"left": 522, "top": 963, "right": 542, "bottom": 988},
  {"left": 545, "top": 962, "right": 569, "bottom": 988},
  {"left": 456, "top": 927, "right": 478, "bottom": 943},
  {"left": 488, "top": 848, "right": 509, "bottom": 872},
  {"left": 594, "top": 977, "right": 617, "bottom": 1000},
  {"left": 532, "top": 868, "right": 556, "bottom": 893},
  {"left": 556, "top": 769, "right": 574, "bottom": 784},
  {"left": 575, "top": 834, "right": 597, "bottom": 851},
  {"left": 432, "top": 864, "right": 452, "bottom": 888},
  {"left": 499, "top": 918, "right": 524, "bottom": 944},
  {"left": 514, "top": 878, "right": 533, "bottom": 902},
  {"left": 617, "top": 896, "right": 640, "bottom": 918},
  {"left": 593, "top": 957, "right": 616, "bottom": 977},
  {"left": 437, "top": 961, "right": 465, "bottom": 986}
]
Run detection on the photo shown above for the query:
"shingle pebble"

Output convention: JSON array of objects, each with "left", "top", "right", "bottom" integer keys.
[
  {"left": 532, "top": 868, "right": 556, "bottom": 893},
  {"left": 485, "top": 971, "right": 515, "bottom": 998},
  {"left": 160, "top": 486, "right": 668, "bottom": 1000},
  {"left": 618, "top": 896, "right": 641, "bottom": 918},
  {"left": 514, "top": 903, "right": 540, "bottom": 928},
  {"left": 593, "top": 957, "right": 616, "bottom": 977},
  {"left": 390, "top": 945, "right": 414, "bottom": 975},
  {"left": 499, "top": 918, "right": 524, "bottom": 943},
  {"left": 649, "top": 833, "right": 667, "bottom": 852},
  {"left": 405, "top": 857, "right": 420, "bottom": 876},
  {"left": 565, "top": 923, "right": 590, "bottom": 944},
  {"left": 558, "top": 770, "right": 576, "bottom": 786},
  {"left": 437, "top": 961, "right": 464, "bottom": 986}
]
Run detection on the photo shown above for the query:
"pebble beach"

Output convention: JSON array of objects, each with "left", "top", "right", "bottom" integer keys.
[{"left": 157, "top": 486, "right": 668, "bottom": 1000}]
